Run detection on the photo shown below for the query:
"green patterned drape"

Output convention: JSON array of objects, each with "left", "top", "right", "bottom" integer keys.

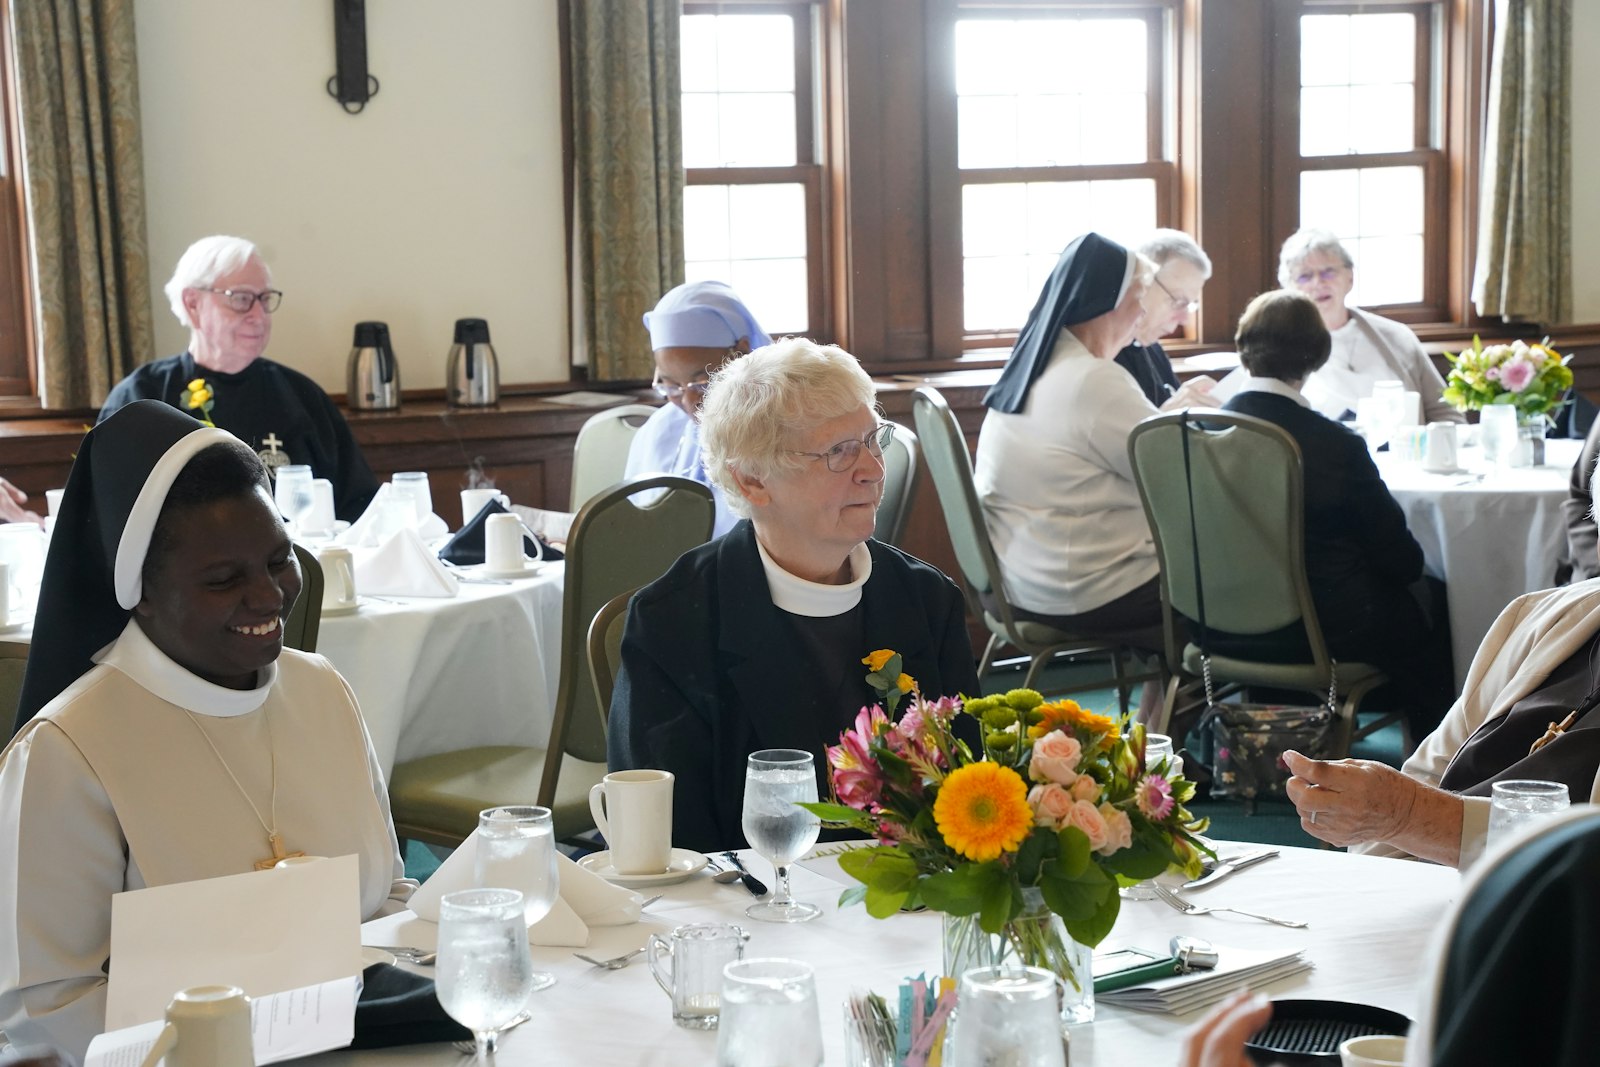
[
  {"left": 569, "top": 0, "right": 684, "bottom": 381},
  {"left": 13, "top": 0, "right": 153, "bottom": 410},
  {"left": 1472, "top": 0, "right": 1572, "bottom": 325}
]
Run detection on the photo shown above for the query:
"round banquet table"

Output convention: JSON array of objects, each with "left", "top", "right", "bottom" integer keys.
[
  {"left": 1376, "top": 437, "right": 1579, "bottom": 690},
  {"left": 309, "top": 842, "right": 1457, "bottom": 1066}
]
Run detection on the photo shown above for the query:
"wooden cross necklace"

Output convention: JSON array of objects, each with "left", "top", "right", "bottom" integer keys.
[{"left": 183, "top": 708, "right": 304, "bottom": 870}]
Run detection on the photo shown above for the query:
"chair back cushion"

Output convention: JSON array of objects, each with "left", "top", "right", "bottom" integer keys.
[
  {"left": 911, "top": 387, "right": 999, "bottom": 599},
  {"left": 284, "top": 542, "right": 323, "bottom": 653},
  {"left": 873, "top": 421, "right": 920, "bottom": 547},
  {"left": 570, "top": 404, "right": 660, "bottom": 511}
]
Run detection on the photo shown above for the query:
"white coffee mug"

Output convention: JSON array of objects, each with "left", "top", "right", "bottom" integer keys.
[
  {"left": 1422, "top": 421, "right": 1460, "bottom": 472},
  {"left": 138, "top": 985, "right": 254, "bottom": 1067},
  {"left": 318, "top": 547, "right": 358, "bottom": 615},
  {"left": 589, "top": 769, "right": 674, "bottom": 874},
  {"left": 301, "top": 479, "right": 337, "bottom": 536},
  {"left": 484, "top": 513, "right": 527, "bottom": 574},
  {"left": 460, "top": 487, "right": 511, "bottom": 526},
  {"left": 44, "top": 488, "right": 64, "bottom": 518},
  {"left": 0, "top": 561, "right": 11, "bottom": 628},
  {"left": 1339, "top": 1034, "right": 1407, "bottom": 1067}
]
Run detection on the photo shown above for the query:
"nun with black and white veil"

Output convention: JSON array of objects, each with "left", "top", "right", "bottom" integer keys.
[
  {"left": 0, "top": 401, "right": 413, "bottom": 1061},
  {"left": 974, "top": 234, "right": 1167, "bottom": 692}
]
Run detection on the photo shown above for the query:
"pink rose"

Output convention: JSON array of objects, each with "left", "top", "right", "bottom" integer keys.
[
  {"left": 1028, "top": 731, "right": 1083, "bottom": 785},
  {"left": 1028, "top": 783, "right": 1075, "bottom": 828},
  {"left": 1066, "top": 798, "right": 1109, "bottom": 852},
  {"left": 1097, "top": 804, "right": 1133, "bottom": 855},
  {"left": 1499, "top": 358, "right": 1535, "bottom": 393},
  {"left": 1071, "top": 775, "right": 1100, "bottom": 802}
]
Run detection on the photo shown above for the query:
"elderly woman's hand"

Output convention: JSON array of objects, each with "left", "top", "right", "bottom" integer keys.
[
  {"left": 1283, "top": 750, "right": 1464, "bottom": 866},
  {"left": 1160, "top": 375, "right": 1219, "bottom": 412},
  {"left": 1178, "top": 991, "right": 1273, "bottom": 1067},
  {"left": 0, "top": 477, "right": 43, "bottom": 526}
]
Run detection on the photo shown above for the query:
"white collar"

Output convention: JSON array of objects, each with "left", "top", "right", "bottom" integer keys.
[
  {"left": 756, "top": 540, "right": 873, "bottom": 617},
  {"left": 96, "top": 618, "right": 278, "bottom": 717},
  {"left": 1237, "top": 376, "right": 1311, "bottom": 407}
]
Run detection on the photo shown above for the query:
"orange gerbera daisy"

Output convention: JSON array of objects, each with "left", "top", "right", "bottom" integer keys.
[
  {"left": 933, "top": 763, "right": 1033, "bottom": 861},
  {"left": 1028, "top": 700, "right": 1117, "bottom": 747}
]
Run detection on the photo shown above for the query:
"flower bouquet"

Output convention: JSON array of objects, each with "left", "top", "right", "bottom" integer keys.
[
  {"left": 1442, "top": 336, "right": 1572, "bottom": 418},
  {"left": 803, "top": 653, "right": 1211, "bottom": 1009}
]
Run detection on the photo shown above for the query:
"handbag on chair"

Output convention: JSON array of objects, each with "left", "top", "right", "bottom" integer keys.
[{"left": 1178, "top": 413, "right": 1335, "bottom": 803}]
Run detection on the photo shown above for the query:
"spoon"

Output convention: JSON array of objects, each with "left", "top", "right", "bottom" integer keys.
[{"left": 709, "top": 859, "right": 745, "bottom": 884}]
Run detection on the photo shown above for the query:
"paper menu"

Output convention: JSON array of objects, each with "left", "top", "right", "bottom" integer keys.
[
  {"left": 1096, "top": 945, "right": 1312, "bottom": 1015},
  {"left": 85, "top": 978, "right": 357, "bottom": 1067},
  {"left": 104, "top": 854, "right": 363, "bottom": 1030}
]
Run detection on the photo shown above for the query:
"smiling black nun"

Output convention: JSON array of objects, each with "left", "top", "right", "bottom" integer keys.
[{"left": 0, "top": 400, "right": 413, "bottom": 1062}]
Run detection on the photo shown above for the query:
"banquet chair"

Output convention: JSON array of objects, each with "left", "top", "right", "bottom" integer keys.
[
  {"left": 0, "top": 639, "right": 28, "bottom": 731},
  {"left": 1410, "top": 805, "right": 1600, "bottom": 1067},
  {"left": 586, "top": 588, "right": 636, "bottom": 724},
  {"left": 1127, "top": 410, "right": 1404, "bottom": 752},
  {"left": 873, "top": 421, "right": 920, "bottom": 548},
  {"left": 387, "top": 476, "right": 715, "bottom": 847},
  {"left": 283, "top": 543, "right": 323, "bottom": 653},
  {"left": 910, "top": 386, "right": 1157, "bottom": 710},
  {"left": 569, "top": 403, "right": 659, "bottom": 511}
]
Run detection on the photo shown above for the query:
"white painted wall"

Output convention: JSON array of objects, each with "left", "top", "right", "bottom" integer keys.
[
  {"left": 135, "top": 0, "right": 567, "bottom": 393},
  {"left": 1570, "top": 0, "right": 1600, "bottom": 322}
]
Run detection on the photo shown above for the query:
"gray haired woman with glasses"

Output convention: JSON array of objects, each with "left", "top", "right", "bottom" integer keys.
[
  {"left": 1277, "top": 227, "right": 1461, "bottom": 426},
  {"left": 607, "top": 338, "right": 981, "bottom": 854},
  {"left": 98, "top": 234, "right": 379, "bottom": 521}
]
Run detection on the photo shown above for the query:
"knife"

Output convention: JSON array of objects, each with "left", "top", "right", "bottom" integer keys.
[
  {"left": 722, "top": 851, "right": 770, "bottom": 897},
  {"left": 1182, "top": 848, "right": 1279, "bottom": 889}
]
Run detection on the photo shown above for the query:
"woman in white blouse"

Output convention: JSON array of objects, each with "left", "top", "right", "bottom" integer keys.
[{"left": 0, "top": 401, "right": 412, "bottom": 1061}]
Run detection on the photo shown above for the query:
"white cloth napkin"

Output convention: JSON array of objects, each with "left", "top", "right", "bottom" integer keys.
[
  {"left": 339, "top": 483, "right": 449, "bottom": 547},
  {"left": 408, "top": 830, "right": 644, "bottom": 947},
  {"left": 353, "top": 527, "right": 460, "bottom": 597}
]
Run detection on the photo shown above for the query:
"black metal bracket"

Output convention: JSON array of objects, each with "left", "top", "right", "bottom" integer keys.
[{"left": 327, "top": 0, "right": 378, "bottom": 115}]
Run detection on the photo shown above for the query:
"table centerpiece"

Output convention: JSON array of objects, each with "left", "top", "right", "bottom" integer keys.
[{"left": 1442, "top": 337, "right": 1572, "bottom": 465}]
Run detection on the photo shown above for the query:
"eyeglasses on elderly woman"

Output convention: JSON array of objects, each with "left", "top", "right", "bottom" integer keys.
[
  {"left": 786, "top": 423, "right": 894, "bottom": 473},
  {"left": 197, "top": 287, "right": 283, "bottom": 313},
  {"left": 1152, "top": 274, "right": 1200, "bottom": 313},
  {"left": 1292, "top": 266, "right": 1345, "bottom": 286}
]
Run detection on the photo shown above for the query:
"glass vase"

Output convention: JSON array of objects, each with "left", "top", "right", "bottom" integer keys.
[
  {"left": 1516, "top": 412, "right": 1547, "bottom": 467},
  {"left": 940, "top": 889, "right": 1094, "bottom": 1026}
]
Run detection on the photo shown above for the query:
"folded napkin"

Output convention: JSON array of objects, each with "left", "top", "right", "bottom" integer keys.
[
  {"left": 437, "top": 499, "right": 561, "bottom": 565},
  {"left": 353, "top": 963, "right": 470, "bottom": 1049},
  {"left": 409, "top": 830, "right": 643, "bottom": 947},
  {"left": 340, "top": 483, "right": 448, "bottom": 548},
  {"left": 354, "top": 527, "right": 460, "bottom": 598}
]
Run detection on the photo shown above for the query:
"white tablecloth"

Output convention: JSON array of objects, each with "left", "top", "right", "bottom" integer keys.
[
  {"left": 307, "top": 843, "right": 1455, "bottom": 1066},
  {"left": 317, "top": 565, "right": 566, "bottom": 777},
  {"left": 1377, "top": 438, "right": 1578, "bottom": 689}
]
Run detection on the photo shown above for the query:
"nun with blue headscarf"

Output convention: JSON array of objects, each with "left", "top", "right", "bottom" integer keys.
[
  {"left": 975, "top": 233, "right": 1167, "bottom": 658},
  {"left": 626, "top": 280, "right": 772, "bottom": 538}
]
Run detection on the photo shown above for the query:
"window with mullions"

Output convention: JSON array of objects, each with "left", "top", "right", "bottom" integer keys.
[
  {"left": 948, "top": 6, "right": 1173, "bottom": 340},
  {"left": 680, "top": 4, "right": 823, "bottom": 338},
  {"left": 1275, "top": 2, "right": 1444, "bottom": 315}
]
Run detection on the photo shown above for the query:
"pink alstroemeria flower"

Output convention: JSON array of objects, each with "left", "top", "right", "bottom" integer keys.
[{"left": 828, "top": 706, "right": 890, "bottom": 808}]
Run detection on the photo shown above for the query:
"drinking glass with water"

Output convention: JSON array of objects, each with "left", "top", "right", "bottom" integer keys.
[
  {"left": 741, "top": 749, "right": 823, "bottom": 923},
  {"left": 436, "top": 888, "right": 537, "bottom": 1061},
  {"left": 475, "top": 805, "right": 560, "bottom": 991},
  {"left": 1486, "top": 780, "right": 1570, "bottom": 852}
]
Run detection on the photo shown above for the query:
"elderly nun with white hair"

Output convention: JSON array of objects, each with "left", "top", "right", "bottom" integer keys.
[
  {"left": 626, "top": 280, "right": 773, "bottom": 537},
  {"left": 607, "top": 338, "right": 981, "bottom": 854},
  {"left": 99, "top": 234, "right": 378, "bottom": 520},
  {"left": 1114, "top": 228, "right": 1219, "bottom": 409}
]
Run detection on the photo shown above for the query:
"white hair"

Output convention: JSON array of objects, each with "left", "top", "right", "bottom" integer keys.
[
  {"left": 699, "top": 337, "right": 879, "bottom": 518},
  {"left": 1277, "top": 228, "right": 1353, "bottom": 287},
  {"left": 164, "top": 235, "right": 271, "bottom": 328},
  {"left": 1138, "top": 229, "right": 1212, "bottom": 279}
]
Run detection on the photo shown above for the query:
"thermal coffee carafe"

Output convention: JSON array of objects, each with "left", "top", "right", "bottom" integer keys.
[
  {"left": 446, "top": 317, "right": 500, "bottom": 407},
  {"left": 346, "top": 321, "right": 401, "bottom": 411}
]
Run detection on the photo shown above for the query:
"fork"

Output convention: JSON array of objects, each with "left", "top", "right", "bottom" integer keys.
[
  {"left": 1151, "top": 882, "right": 1308, "bottom": 928},
  {"left": 450, "top": 1009, "right": 533, "bottom": 1054},
  {"left": 573, "top": 946, "right": 645, "bottom": 970}
]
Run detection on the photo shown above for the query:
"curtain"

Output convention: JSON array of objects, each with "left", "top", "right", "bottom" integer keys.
[
  {"left": 1472, "top": 0, "right": 1571, "bottom": 325},
  {"left": 568, "top": 0, "right": 684, "bottom": 381},
  {"left": 12, "top": 0, "right": 153, "bottom": 410}
]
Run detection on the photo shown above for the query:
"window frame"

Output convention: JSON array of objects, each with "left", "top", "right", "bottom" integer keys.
[
  {"left": 1269, "top": 0, "right": 1450, "bottom": 324},
  {"left": 927, "top": 0, "right": 1181, "bottom": 353},
  {"left": 680, "top": 0, "right": 831, "bottom": 342},
  {"left": 0, "top": 0, "right": 34, "bottom": 401}
]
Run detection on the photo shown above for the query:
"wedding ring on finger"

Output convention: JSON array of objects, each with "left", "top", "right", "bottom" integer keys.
[{"left": 1310, "top": 811, "right": 1319, "bottom": 826}]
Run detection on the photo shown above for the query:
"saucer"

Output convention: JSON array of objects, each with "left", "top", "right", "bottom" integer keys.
[
  {"left": 577, "top": 848, "right": 709, "bottom": 886},
  {"left": 1421, "top": 464, "right": 1469, "bottom": 476},
  {"left": 481, "top": 560, "right": 544, "bottom": 580},
  {"left": 360, "top": 946, "right": 397, "bottom": 968},
  {"left": 322, "top": 602, "right": 359, "bottom": 617}
]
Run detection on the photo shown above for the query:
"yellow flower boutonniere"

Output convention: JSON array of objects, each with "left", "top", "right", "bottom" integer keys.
[
  {"left": 862, "top": 648, "right": 915, "bottom": 716},
  {"left": 183, "top": 377, "right": 216, "bottom": 427}
]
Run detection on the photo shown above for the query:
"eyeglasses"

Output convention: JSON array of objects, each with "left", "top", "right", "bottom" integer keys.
[
  {"left": 198, "top": 287, "right": 283, "bottom": 313},
  {"left": 1152, "top": 274, "right": 1200, "bottom": 313},
  {"left": 1293, "top": 266, "right": 1345, "bottom": 286},
  {"left": 787, "top": 423, "right": 895, "bottom": 473},
  {"left": 652, "top": 374, "right": 711, "bottom": 400}
]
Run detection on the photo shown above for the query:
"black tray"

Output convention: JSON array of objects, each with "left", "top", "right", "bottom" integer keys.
[{"left": 1245, "top": 999, "right": 1410, "bottom": 1065}]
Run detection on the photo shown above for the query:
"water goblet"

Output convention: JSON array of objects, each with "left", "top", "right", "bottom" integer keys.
[
  {"left": 435, "top": 888, "right": 537, "bottom": 1061},
  {"left": 475, "top": 805, "right": 560, "bottom": 992},
  {"left": 946, "top": 966, "right": 1067, "bottom": 1067},
  {"left": 273, "top": 465, "right": 315, "bottom": 535},
  {"left": 715, "top": 958, "right": 823, "bottom": 1067},
  {"left": 741, "top": 749, "right": 822, "bottom": 923}
]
